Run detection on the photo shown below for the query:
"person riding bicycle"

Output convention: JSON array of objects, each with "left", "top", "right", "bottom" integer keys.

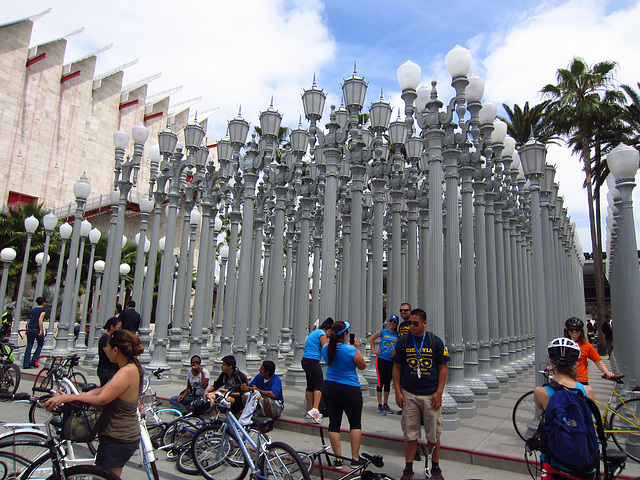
[
  {"left": 564, "top": 317, "right": 615, "bottom": 384},
  {"left": 534, "top": 337, "right": 596, "bottom": 480}
]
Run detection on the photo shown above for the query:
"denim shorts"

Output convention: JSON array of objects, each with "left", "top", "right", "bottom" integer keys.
[{"left": 95, "top": 436, "right": 139, "bottom": 468}]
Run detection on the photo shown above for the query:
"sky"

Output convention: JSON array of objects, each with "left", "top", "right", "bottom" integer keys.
[{"left": 2, "top": 0, "right": 640, "bottom": 253}]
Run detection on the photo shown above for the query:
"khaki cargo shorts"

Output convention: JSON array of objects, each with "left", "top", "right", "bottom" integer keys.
[{"left": 400, "top": 389, "right": 443, "bottom": 443}]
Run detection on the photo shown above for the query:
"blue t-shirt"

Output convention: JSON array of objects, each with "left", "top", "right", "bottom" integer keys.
[
  {"left": 249, "top": 374, "right": 284, "bottom": 403},
  {"left": 377, "top": 329, "right": 399, "bottom": 361},
  {"left": 302, "top": 328, "right": 326, "bottom": 361},
  {"left": 28, "top": 306, "right": 46, "bottom": 330},
  {"left": 391, "top": 331, "right": 450, "bottom": 396},
  {"left": 321, "top": 343, "right": 360, "bottom": 387}
]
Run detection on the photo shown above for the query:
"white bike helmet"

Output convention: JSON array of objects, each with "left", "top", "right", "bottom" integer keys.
[{"left": 548, "top": 337, "right": 581, "bottom": 365}]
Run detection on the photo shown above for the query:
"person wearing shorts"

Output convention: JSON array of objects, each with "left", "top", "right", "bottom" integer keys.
[
  {"left": 392, "top": 308, "right": 449, "bottom": 480},
  {"left": 302, "top": 318, "right": 333, "bottom": 423},
  {"left": 242, "top": 360, "right": 285, "bottom": 418},
  {"left": 369, "top": 314, "right": 399, "bottom": 415}
]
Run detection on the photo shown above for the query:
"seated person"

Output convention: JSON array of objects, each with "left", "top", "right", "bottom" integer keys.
[
  {"left": 204, "top": 355, "right": 247, "bottom": 414},
  {"left": 170, "top": 355, "right": 210, "bottom": 415},
  {"left": 241, "top": 360, "right": 284, "bottom": 419}
]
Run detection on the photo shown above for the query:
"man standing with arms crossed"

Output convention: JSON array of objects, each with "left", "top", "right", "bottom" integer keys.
[
  {"left": 397, "top": 303, "right": 412, "bottom": 338},
  {"left": 392, "top": 308, "right": 449, "bottom": 480}
]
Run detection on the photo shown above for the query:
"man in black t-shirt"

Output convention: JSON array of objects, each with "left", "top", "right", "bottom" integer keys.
[
  {"left": 119, "top": 300, "right": 141, "bottom": 333},
  {"left": 204, "top": 355, "right": 248, "bottom": 413},
  {"left": 392, "top": 308, "right": 449, "bottom": 480},
  {"left": 397, "top": 302, "right": 412, "bottom": 338}
]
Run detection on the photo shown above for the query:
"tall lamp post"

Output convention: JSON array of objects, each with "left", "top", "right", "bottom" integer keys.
[
  {"left": 606, "top": 144, "right": 640, "bottom": 386},
  {"left": 53, "top": 174, "right": 91, "bottom": 355},
  {"left": 132, "top": 196, "right": 155, "bottom": 309},
  {"left": 77, "top": 228, "right": 101, "bottom": 350},
  {"left": 518, "top": 140, "right": 548, "bottom": 386},
  {"left": 34, "top": 212, "right": 58, "bottom": 301},
  {"left": 42, "top": 222, "right": 73, "bottom": 353},
  {"left": 119, "top": 263, "right": 131, "bottom": 305},
  {"left": 10, "top": 215, "right": 39, "bottom": 348},
  {"left": 0, "top": 248, "right": 17, "bottom": 314},
  {"left": 86, "top": 259, "right": 106, "bottom": 366},
  {"left": 69, "top": 219, "right": 92, "bottom": 347}
]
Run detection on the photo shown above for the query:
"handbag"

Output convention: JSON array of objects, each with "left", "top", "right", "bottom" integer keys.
[{"left": 61, "top": 401, "right": 103, "bottom": 443}]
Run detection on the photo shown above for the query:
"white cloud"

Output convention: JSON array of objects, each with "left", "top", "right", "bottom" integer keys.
[{"left": 478, "top": 0, "right": 640, "bottom": 251}]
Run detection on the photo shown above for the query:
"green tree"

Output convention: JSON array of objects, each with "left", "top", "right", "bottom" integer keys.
[
  {"left": 500, "top": 101, "right": 559, "bottom": 147},
  {"left": 621, "top": 82, "right": 640, "bottom": 146},
  {"left": 541, "top": 57, "right": 626, "bottom": 352}
]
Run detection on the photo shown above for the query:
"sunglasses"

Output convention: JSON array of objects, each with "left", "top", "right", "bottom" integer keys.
[
  {"left": 389, "top": 320, "right": 398, "bottom": 324},
  {"left": 191, "top": 362, "right": 201, "bottom": 365},
  {"left": 567, "top": 328, "right": 582, "bottom": 333},
  {"left": 399, "top": 309, "right": 411, "bottom": 313},
  {"left": 409, "top": 320, "right": 423, "bottom": 327}
]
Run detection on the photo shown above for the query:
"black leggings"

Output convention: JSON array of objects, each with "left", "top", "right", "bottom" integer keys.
[
  {"left": 322, "top": 380, "right": 362, "bottom": 433},
  {"left": 375, "top": 357, "right": 393, "bottom": 393}
]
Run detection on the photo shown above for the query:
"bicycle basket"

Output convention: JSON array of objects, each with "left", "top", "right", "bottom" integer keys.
[{"left": 61, "top": 401, "right": 103, "bottom": 443}]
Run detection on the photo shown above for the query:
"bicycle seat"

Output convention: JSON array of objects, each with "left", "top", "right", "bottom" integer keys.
[
  {"left": 362, "top": 453, "right": 384, "bottom": 468},
  {"left": 252, "top": 416, "right": 274, "bottom": 433},
  {"left": 79, "top": 383, "right": 97, "bottom": 392},
  {"left": 603, "top": 373, "right": 625, "bottom": 383},
  {"left": 604, "top": 448, "right": 627, "bottom": 476}
]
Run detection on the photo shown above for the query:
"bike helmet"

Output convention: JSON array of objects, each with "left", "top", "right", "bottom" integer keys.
[
  {"left": 564, "top": 317, "right": 584, "bottom": 329},
  {"left": 547, "top": 337, "right": 581, "bottom": 365},
  {"left": 189, "top": 398, "right": 211, "bottom": 416}
]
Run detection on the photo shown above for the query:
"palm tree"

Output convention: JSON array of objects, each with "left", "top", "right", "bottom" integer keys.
[
  {"left": 541, "top": 57, "right": 627, "bottom": 352},
  {"left": 621, "top": 82, "right": 640, "bottom": 146},
  {"left": 500, "top": 101, "right": 559, "bottom": 146}
]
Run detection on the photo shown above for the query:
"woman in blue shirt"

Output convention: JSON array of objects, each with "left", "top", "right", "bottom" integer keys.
[
  {"left": 369, "top": 314, "right": 399, "bottom": 415},
  {"left": 321, "top": 321, "right": 366, "bottom": 468},
  {"left": 302, "top": 318, "right": 333, "bottom": 423}
]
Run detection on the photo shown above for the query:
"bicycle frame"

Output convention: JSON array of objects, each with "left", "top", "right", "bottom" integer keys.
[
  {"left": 137, "top": 408, "right": 158, "bottom": 479},
  {"left": 598, "top": 388, "right": 640, "bottom": 434},
  {"left": 216, "top": 408, "right": 266, "bottom": 475}
]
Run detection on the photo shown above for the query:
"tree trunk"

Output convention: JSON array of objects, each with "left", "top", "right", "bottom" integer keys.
[{"left": 583, "top": 144, "right": 608, "bottom": 355}]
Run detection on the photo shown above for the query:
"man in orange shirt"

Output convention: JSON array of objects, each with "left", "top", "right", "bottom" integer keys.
[{"left": 564, "top": 317, "right": 615, "bottom": 384}]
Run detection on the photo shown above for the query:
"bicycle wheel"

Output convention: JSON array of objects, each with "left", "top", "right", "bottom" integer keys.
[
  {"left": 0, "top": 429, "right": 47, "bottom": 444},
  {"left": 144, "top": 459, "right": 160, "bottom": 480},
  {"left": 177, "top": 447, "right": 199, "bottom": 475},
  {"left": 150, "top": 408, "right": 182, "bottom": 425},
  {"left": 609, "top": 397, "right": 640, "bottom": 463},
  {"left": 227, "top": 427, "right": 260, "bottom": 467},
  {"left": 0, "top": 450, "right": 32, "bottom": 478},
  {"left": 512, "top": 390, "right": 542, "bottom": 441},
  {"left": 70, "top": 372, "right": 88, "bottom": 387},
  {"left": 192, "top": 424, "right": 247, "bottom": 480},
  {"left": 147, "top": 422, "right": 166, "bottom": 449},
  {"left": 0, "top": 363, "right": 20, "bottom": 395},
  {"left": 258, "top": 441, "right": 311, "bottom": 480},
  {"left": 0, "top": 440, "right": 52, "bottom": 479},
  {"left": 163, "top": 418, "right": 201, "bottom": 447},
  {"left": 295, "top": 451, "right": 314, "bottom": 476},
  {"left": 45, "top": 464, "right": 121, "bottom": 479}
]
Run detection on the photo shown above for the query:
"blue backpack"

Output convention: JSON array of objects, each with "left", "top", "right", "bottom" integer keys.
[{"left": 543, "top": 381, "right": 600, "bottom": 473}]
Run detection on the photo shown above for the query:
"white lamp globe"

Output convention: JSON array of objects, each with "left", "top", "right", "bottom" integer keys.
[
  {"left": 397, "top": 60, "right": 421, "bottom": 91},
  {"left": 445, "top": 45, "right": 471, "bottom": 78}
]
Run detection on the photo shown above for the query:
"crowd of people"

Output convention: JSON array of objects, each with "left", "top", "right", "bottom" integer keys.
[{"left": 16, "top": 291, "right": 613, "bottom": 480}]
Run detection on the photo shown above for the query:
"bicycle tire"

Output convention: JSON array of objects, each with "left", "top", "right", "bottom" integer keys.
[
  {"left": 162, "top": 417, "right": 201, "bottom": 447},
  {"left": 609, "top": 397, "right": 640, "bottom": 463},
  {"left": 0, "top": 450, "right": 32, "bottom": 478},
  {"left": 1, "top": 441, "right": 53, "bottom": 479},
  {"left": 295, "top": 451, "right": 314, "bottom": 475},
  {"left": 45, "top": 464, "right": 121, "bottom": 480},
  {"left": 0, "top": 429, "right": 47, "bottom": 444},
  {"left": 0, "top": 363, "right": 20, "bottom": 395},
  {"left": 177, "top": 447, "right": 199, "bottom": 475},
  {"left": 512, "top": 390, "right": 542, "bottom": 441},
  {"left": 258, "top": 441, "right": 311, "bottom": 480},
  {"left": 70, "top": 371, "right": 88, "bottom": 387},
  {"left": 191, "top": 424, "right": 247, "bottom": 480},
  {"left": 147, "top": 422, "right": 166, "bottom": 449},
  {"left": 146, "top": 459, "right": 160, "bottom": 480}
]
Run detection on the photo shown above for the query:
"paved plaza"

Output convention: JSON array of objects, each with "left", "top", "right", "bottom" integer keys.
[{"left": 2, "top": 350, "right": 638, "bottom": 480}]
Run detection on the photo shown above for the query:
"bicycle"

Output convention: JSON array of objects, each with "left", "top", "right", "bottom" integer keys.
[
  {"left": 33, "top": 355, "right": 87, "bottom": 393},
  {"left": 297, "top": 426, "right": 395, "bottom": 480},
  {"left": 513, "top": 370, "right": 640, "bottom": 464},
  {"left": 191, "top": 388, "right": 311, "bottom": 480},
  {"left": 0, "top": 340, "right": 21, "bottom": 395}
]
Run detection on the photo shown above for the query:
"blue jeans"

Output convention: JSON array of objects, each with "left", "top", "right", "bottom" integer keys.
[
  {"left": 169, "top": 393, "right": 198, "bottom": 415},
  {"left": 23, "top": 328, "right": 44, "bottom": 368}
]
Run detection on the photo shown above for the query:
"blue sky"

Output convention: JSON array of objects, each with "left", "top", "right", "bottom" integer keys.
[{"left": 2, "top": 0, "right": 640, "bottom": 252}]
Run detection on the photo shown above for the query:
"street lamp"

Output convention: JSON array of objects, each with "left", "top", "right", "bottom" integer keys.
[
  {"left": 10, "top": 215, "right": 39, "bottom": 347},
  {"left": 42, "top": 222, "right": 73, "bottom": 353},
  {"left": 78, "top": 227, "right": 101, "bottom": 350},
  {"left": 69, "top": 219, "right": 92, "bottom": 347},
  {"left": 86, "top": 259, "right": 106, "bottom": 366},
  {"left": 119, "top": 263, "right": 131, "bottom": 305},
  {"left": 607, "top": 144, "right": 640, "bottom": 385},
  {"left": 0, "top": 248, "right": 17, "bottom": 315},
  {"left": 53, "top": 174, "right": 91, "bottom": 355},
  {"left": 132, "top": 196, "right": 154, "bottom": 310},
  {"left": 34, "top": 212, "right": 58, "bottom": 301}
]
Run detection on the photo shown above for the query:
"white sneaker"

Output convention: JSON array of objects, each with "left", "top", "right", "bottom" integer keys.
[
  {"left": 305, "top": 409, "right": 314, "bottom": 419},
  {"left": 311, "top": 409, "right": 323, "bottom": 424}
]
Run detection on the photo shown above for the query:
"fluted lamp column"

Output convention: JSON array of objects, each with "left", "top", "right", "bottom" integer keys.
[
  {"left": 10, "top": 215, "right": 39, "bottom": 348},
  {"left": 0, "top": 248, "right": 17, "bottom": 315},
  {"left": 34, "top": 212, "right": 58, "bottom": 301},
  {"left": 119, "top": 263, "right": 130, "bottom": 305},
  {"left": 78, "top": 228, "right": 101, "bottom": 351}
]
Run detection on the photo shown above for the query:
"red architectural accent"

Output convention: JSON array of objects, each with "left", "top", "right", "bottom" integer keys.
[
  {"left": 143, "top": 111, "right": 164, "bottom": 122},
  {"left": 26, "top": 53, "right": 46, "bottom": 67},
  {"left": 207, "top": 143, "right": 217, "bottom": 148},
  {"left": 60, "top": 71, "right": 81, "bottom": 83},
  {"left": 119, "top": 99, "right": 139, "bottom": 110},
  {"left": 7, "top": 191, "right": 38, "bottom": 210}
]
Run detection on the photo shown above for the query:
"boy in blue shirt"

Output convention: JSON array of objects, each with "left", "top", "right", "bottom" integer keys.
[{"left": 242, "top": 360, "right": 284, "bottom": 418}]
